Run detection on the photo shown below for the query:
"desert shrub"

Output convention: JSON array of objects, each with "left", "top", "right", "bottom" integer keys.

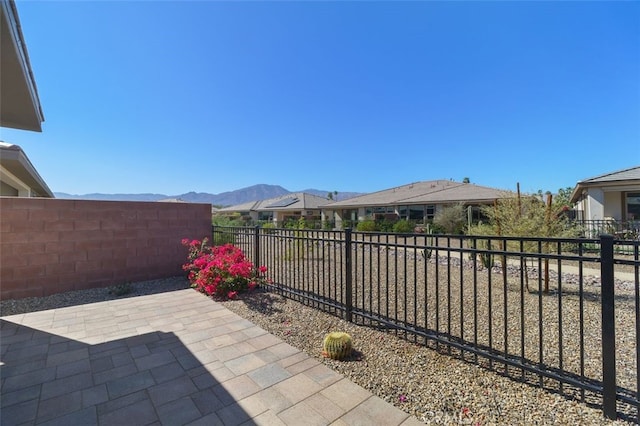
[
  {"left": 212, "top": 213, "right": 244, "bottom": 227},
  {"left": 212, "top": 230, "right": 236, "bottom": 245},
  {"left": 356, "top": 220, "right": 377, "bottom": 232},
  {"left": 433, "top": 203, "right": 466, "bottom": 234},
  {"left": 376, "top": 219, "right": 395, "bottom": 232},
  {"left": 392, "top": 219, "right": 414, "bottom": 233}
]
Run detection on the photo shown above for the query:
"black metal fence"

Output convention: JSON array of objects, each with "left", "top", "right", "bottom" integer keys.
[
  {"left": 575, "top": 219, "right": 640, "bottom": 240},
  {"left": 212, "top": 225, "right": 640, "bottom": 422}
]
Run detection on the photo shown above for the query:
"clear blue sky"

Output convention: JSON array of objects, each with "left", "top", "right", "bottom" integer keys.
[{"left": 2, "top": 1, "right": 639, "bottom": 196}]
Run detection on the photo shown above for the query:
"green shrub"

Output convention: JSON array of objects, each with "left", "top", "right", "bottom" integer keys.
[
  {"left": 356, "top": 220, "right": 377, "bottom": 232},
  {"left": 262, "top": 222, "right": 277, "bottom": 234},
  {"left": 213, "top": 231, "right": 236, "bottom": 246},
  {"left": 392, "top": 219, "right": 414, "bottom": 233},
  {"left": 376, "top": 219, "right": 395, "bottom": 232}
]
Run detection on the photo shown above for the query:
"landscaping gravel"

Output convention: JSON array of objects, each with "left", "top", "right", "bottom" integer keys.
[{"left": 1, "top": 266, "right": 636, "bottom": 424}]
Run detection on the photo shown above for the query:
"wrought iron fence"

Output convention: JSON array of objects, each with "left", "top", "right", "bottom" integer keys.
[
  {"left": 212, "top": 225, "right": 640, "bottom": 422},
  {"left": 576, "top": 219, "right": 640, "bottom": 240}
]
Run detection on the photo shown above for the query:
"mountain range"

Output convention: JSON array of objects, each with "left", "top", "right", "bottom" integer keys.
[{"left": 54, "top": 184, "right": 363, "bottom": 206}]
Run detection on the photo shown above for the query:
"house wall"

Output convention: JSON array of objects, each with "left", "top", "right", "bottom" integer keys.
[
  {"left": 0, "top": 197, "right": 212, "bottom": 300},
  {"left": 586, "top": 188, "right": 605, "bottom": 220},
  {"left": 603, "top": 191, "right": 622, "bottom": 220}
]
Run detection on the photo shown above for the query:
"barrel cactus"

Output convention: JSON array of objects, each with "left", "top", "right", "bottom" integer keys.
[{"left": 322, "top": 332, "right": 353, "bottom": 360}]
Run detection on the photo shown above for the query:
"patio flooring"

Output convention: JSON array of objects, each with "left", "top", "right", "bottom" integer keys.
[{"left": 0, "top": 289, "right": 423, "bottom": 425}]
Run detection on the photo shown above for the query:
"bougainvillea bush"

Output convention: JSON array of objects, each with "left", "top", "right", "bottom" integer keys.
[{"left": 181, "top": 238, "right": 268, "bottom": 300}]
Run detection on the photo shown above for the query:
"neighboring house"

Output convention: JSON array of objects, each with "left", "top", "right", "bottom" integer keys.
[
  {"left": 569, "top": 166, "right": 640, "bottom": 224},
  {"left": 0, "top": 142, "right": 53, "bottom": 197},
  {"left": 0, "top": 0, "right": 51, "bottom": 198},
  {"left": 216, "top": 192, "right": 329, "bottom": 225},
  {"left": 322, "top": 180, "right": 510, "bottom": 228}
]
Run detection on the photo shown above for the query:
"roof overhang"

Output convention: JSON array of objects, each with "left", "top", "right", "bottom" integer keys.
[
  {"left": 0, "top": 143, "right": 53, "bottom": 197},
  {"left": 570, "top": 179, "right": 640, "bottom": 204},
  {"left": 0, "top": 0, "right": 44, "bottom": 132}
]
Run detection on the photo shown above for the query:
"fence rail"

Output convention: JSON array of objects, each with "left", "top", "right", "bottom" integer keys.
[{"left": 212, "top": 225, "right": 640, "bottom": 422}]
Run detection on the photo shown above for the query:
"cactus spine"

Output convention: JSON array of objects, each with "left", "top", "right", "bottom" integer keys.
[{"left": 322, "top": 332, "right": 352, "bottom": 360}]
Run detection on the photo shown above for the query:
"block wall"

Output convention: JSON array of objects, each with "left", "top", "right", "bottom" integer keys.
[{"left": 0, "top": 197, "right": 212, "bottom": 300}]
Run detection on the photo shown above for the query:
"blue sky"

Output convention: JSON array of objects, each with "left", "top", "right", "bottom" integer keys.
[{"left": 3, "top": 1, "right": 639, "bottom": 196}]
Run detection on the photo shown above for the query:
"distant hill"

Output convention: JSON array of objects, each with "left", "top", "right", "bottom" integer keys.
[{"left": 54, "top": 184, "right": 363, "bottom": 206}]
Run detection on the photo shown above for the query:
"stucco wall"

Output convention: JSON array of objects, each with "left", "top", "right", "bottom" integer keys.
[{"left": 0, "top": 197, "right": 212, "bottom": 300}]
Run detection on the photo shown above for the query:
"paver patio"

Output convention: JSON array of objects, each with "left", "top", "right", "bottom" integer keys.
[{"left": 0, "top": 289, "right": 423, "bottom": 425}]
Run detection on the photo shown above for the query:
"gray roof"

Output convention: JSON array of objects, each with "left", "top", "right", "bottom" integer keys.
[
  {"left": 570, "top": 165, "right": 640, "bottom": 204},
  {"left": 576, "top": 166, "right": 640, "bottom": 184},
  {"left": 218, "top": 192, "right": 329, "bottom": 213},
  {"left": 324, "top": 180, "right": 509, "bottom": 208}
]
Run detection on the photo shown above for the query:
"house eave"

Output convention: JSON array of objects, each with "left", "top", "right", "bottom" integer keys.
[
  {"left": 0, "top": 0, "right": 44, "bottom": 132},
  {"left": 0, "top": 143, "right": 53, "bottom": 197}
]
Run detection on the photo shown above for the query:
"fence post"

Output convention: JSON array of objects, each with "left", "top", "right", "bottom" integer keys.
[
  {"left": 212, "top": 225, "right": 216, "bottom": 244},
  {"left": 254, "top": 225, "right": 260, "bottom": 266},
  {"left": 344, "top": 228, "right": 353, "bottom": 323},
  {"left": 600, "top": 234, "right": 617, "bottom": 420}
]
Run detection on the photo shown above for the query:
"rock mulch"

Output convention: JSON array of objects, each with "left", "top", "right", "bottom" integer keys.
[{"left": 221, "top": 288, "right": 633, "bottom": 425}]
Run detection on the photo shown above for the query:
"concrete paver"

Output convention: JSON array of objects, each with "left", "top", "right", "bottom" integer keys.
[{"left": 1, "top": 289, "right": 422, "bottom": 425}]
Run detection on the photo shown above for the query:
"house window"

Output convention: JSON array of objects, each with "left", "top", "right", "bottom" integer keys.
[
  {"left": 424, "top": 205, "right": 436, "bottom": 220},
  {"left": 258, "top": 211, "right": 273, "bottom": 221},
  {"left": 409, "top": 205, "right": 425, "bottom": 221},
  {"left": 398, "top": 206, "right": 408, "bottom": 219},
  {"left": 626, "top": 192, "right": 640, "bottom": 221}
]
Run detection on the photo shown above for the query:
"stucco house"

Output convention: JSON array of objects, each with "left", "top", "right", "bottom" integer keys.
[
  {"left": 569, "top": 166, "right": 640, "bottom": 233},
  {"left": 0, "top": 0, "right": 52, "bottom": 198},
  {"left": 215, "top": 192, "right": 329, "bottom": 225},
  {"left": 323, "top": 180, "right": 509, "bottom": 228}
]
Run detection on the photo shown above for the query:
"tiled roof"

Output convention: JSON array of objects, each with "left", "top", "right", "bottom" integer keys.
[
  {"left": 325, "top": 180, "right": 509, "bottom": 207},
  {"left": 218, "top": 192, "right": 329, "bottom": 212},
  {"left": 577, "top": 166, "right": 640, "bottom": 184}
]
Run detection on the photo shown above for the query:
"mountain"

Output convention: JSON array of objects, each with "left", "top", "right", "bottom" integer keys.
[{"left": 54, "top": 184, "right": 363, "bottom": 206}]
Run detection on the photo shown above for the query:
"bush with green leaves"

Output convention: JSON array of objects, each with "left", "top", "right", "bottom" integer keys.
[
  {"left": 392, "top": 219, "right": 414, "bottom": 233},
  {"left": 376, "top": 219, "right": 395, "bottom": 233},
  {"left": 356, "top": 220, "right": 377, "bottom": 232},
  {"left": 212, "top": 213, "right": 244, "bottom": 227}
]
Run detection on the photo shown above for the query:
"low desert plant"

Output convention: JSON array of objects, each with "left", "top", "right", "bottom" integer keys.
[
  {"left": 109, "top": 282, "right": 133, "bottom": 296},
  {"left": 322, "top": 332, "right": 353, "bottom": 360},
  {"left": 392, "top": 219, "right": 414, "bottom": 233},
  {"left": 356, "top": 220, "right": 377, "bottom": 232}
]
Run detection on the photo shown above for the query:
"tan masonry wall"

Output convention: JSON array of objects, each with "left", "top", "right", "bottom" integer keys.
[{"left": 0, "top": 197, "right": 212, "bottom": 300}]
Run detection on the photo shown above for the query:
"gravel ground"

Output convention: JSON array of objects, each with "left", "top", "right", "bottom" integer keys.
[
  {"left": 2, "top": 270, "right": 636, "bottom": 425},
  {"left": 222, "top": 289, "right": 634, "bottom": 425}
]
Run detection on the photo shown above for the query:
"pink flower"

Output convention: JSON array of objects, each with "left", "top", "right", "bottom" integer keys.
[
  {"left": 183, "top": 239, "right": 268, "bottom": 300},
  {"left": 259, "top": 265, "right": 267, "bottom": 274},
  {"left": 398, "top": 395, "right": 407, "bottom": 403}
]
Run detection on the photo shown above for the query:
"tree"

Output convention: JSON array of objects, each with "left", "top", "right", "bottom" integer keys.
[
  {"left": 462, "top": 177, "right": 470, "bottom": 183},
  {"left": 468, "top": 192, "right": 582, "bottom": 292},
  {"left": 433, "top": 203, "right": 467, "bottom": 234}
]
